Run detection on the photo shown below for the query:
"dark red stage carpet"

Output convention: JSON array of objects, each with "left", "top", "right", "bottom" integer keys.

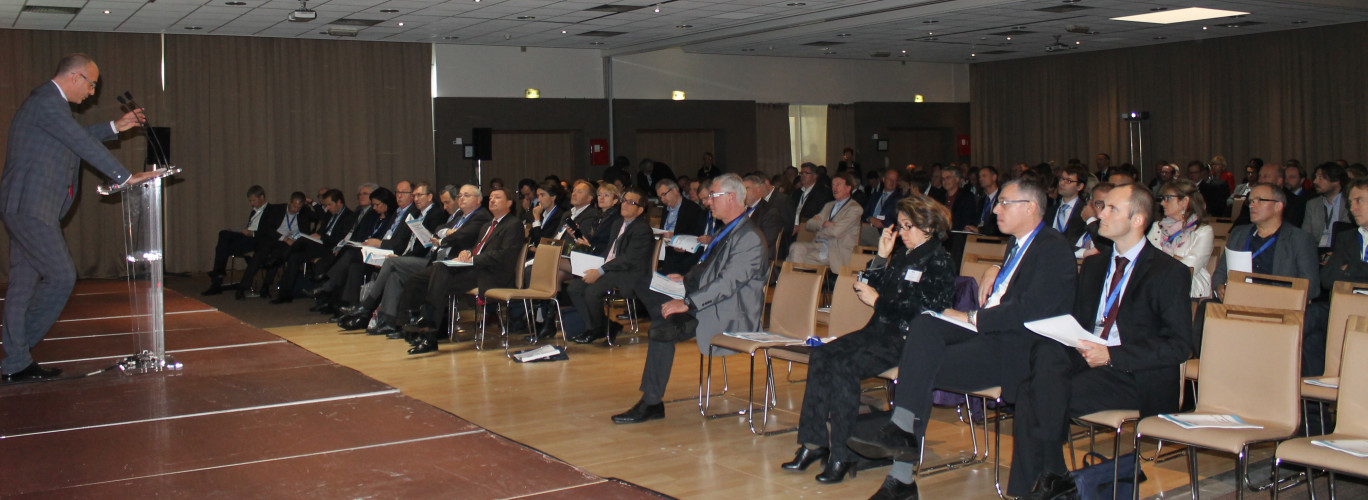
[{"left": 0, "top": 280, "right": 664, "bottom": 499}]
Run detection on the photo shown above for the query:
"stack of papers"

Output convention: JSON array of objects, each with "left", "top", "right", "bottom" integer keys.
[
  {"left": 1024, "top": 315, "right": 1108, "bottom": 348},
  {"left": 1226, "top": 249, "right": 1253, "bottom": 273},
  {"left": 569, "top": 251, "right": 605, "bottom": 277},
  {"left": 406, "top": 219, "right": 435, "bottom": 248},
  {"left": 1311, "top": 439, "right": 1368, "bottom": 458},
  {"left": 650, "top": 272, "right": 686, "bottom": 299},
  {"left": 1158, "top": 413, "right": 1263, "bottom": 429},
  {"left": 1304, "top": 377, "right": 1339, "bottom": 389},
  {"left": 360, "top": 246, "right": 394, "bottom": 266},
  {"left": 922, "top": 310, "right": 977, "bottom": 333},
  {"left": 438, "top": 259, "right": 473, "bottom": 267},
  {"left": 668, "top": 235, "right": 704, "bottom": 253},
  {"left": 512, "top": 345, "right": 565, "bottom": 363},
  {"left": 297, "top": 234, "right": 322, "bottom": 244},
  {"left": 722, "top": 331, "right": 805, "bottom": 345}
]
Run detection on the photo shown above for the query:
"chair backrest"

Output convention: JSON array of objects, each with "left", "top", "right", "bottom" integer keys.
[
  {"left": 964, "top": 234, "right": 1010, "bottom": 257},
  {"left": 513, "top": 244, "right": 530, "bottom": 288},
  {"left": 1230, "top": 199, "right": 1247, "bottom": 221},
  {"left": 1206, "top": 246, "right": 1224, "bottom": 279},
  {"left": 1199, "top": 304, "right": 1302, "bottom": 428},
  {"left": 1331, "top": 328, "right": 1368, "bottom": 436},
  {"left": 847, "top": 251, "right": 876, "bottom": 270},
  {"left": 1322, "top": 282, "right": 1368, "bottom": 376},
  {"left": 827, "top": 266, "right": 875, "bottom": 338},
  {"left": 527, "top": 241, "right": 565, "bottom": 293},
  {"left": 960, "top": 252, "right": 1004, "bottom": 280},
  {"left": 769, "top": 262, "right": 826, "bottom": 339},
  {"left": 1224, "top": 271, "right": 1309, "bottom": 312},
  {"left": 1209, "top": 219, "right": 1234, "bottom": 238},
  {"left": 795, "top": 224, "right": 817, "bottom": 243},
  {"left": 650, "top": 238, "right": 665, "bottom": 274}
]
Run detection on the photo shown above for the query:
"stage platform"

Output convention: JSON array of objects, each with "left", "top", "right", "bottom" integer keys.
[{"left": 0, "top": 280, "right": 665, "bottom": 499}]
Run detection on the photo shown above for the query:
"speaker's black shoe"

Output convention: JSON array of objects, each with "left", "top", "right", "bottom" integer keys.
[
  {"left": 869, "top": 476, "right": 920, "bottom": 500},
  {"left": 780, "top": 446, "right": 829, "bottom": 471},
  {"left": 2, "top": 363, "right": 62, "bottom": 383},
  {"left": 407, "top": 340, "right": 437, "bottom": 355},
  {"left": 611, "top": 400, "right": 665, "bottom": 424},
  {"left": 846, "top": 423, "right": 919, "bottom": 463}
]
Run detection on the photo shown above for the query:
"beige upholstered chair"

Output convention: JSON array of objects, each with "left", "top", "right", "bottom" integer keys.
[
  {"left": 960, "top": 253, "right": 1004, "bottom": 281},
  {"left": 1185, "top": 271, "right": 1309, "bottom": 383},
  {"left": 1132, "top": 303, "right": 1304, "bottom": 500},
  {"left": 964, "top": 234, "right": 1010, "bottom": 258},
  {"left": 1273, "top": 329, "right": 1368, "bottom": 500},
  {"left": 703, "top": 262, "right": 824, "bottom": 434},
  {"left": 482, "top": 241, "right": 566, "bottom": 357},
  {"left": 1302, "top": 284, "right": 1368, "bottom": 414}
]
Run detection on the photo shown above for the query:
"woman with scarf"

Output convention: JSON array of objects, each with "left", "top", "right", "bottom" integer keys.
[{"left": 1147, "top": 178, "right": 1216, "bottom": 298}]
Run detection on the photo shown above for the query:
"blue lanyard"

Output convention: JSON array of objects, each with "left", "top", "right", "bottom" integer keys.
[
  {"left": 1096, "top": 254, "right": 1138, "bottom": 327},
  {"left": 1246, "top": 233, "right": 1278, "bottom": 259},
  {"left": 873, "top": 191, "right": 889, "bottom": 214},
  {"left": 830, "top": 199, "right": 847, "bottom": 219},
  {"left": 541, "top": 205, "right": 558, "bottom": 227},
  {"left": 455, "top": 208, "right": 479, "bottom": 230},
  {"left": 1166, "top": 220, "right": 1199, "bottom": 244},
  {"left": 991, "top": 222, "right": 1044, "bottom": 296},
  {"left": 370, "top": 215, "right": 392, "bottom": 238},
  {"left": 981, "top": 192, "right": 997, "bottom": 223},
  {"left": 1055, "top": 202, "right": 1071, "bottom": 231},
  {"left": 285, "top": 213, "right": 296, "bottom": 233},
  {"left": 699, "top": 216, "right": 745, "bottom": 263}
]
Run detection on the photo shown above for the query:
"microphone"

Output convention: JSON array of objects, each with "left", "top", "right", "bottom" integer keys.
[{"left": 117, "top": 92, "right": 170, "bottom": 168}]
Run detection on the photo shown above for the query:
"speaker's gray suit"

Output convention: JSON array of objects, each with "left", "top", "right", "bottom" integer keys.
[
  {"left": 637, "top": 216, "right": 769, "bottom": 404},
  {"left": 1, "top": 82, "right": 133, "bottom": 374}
]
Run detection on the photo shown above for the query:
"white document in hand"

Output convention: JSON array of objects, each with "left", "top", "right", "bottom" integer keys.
[
  {"left": 1225, "top": 249, "right": 1253, "bottom": 273},
  {"left": 439, "top": 259, "right": 473, "bottom": 267},
  {"left": 1024, "top": 315, "right": 1108, "bottom": 348},
  {"left": 650, "top": 272, "right": 686, "bottom": 299},
  {"left": 669, "top": 235, "right": 703, "bottom": 253},
  {"left": 921, "top": 310, "right": 977, "bottom": 333},
  {"left": 405, "top": 219, "right": 435, "bottom": 248},
  {"left": 360, "top": 246, "right": 394, "bottom": 266},
  {"left": 298, "top": 234, "right": 322, "bottom": 244},
  {"left": 569, "top": 251, "right": 606, "bottom": 277}
]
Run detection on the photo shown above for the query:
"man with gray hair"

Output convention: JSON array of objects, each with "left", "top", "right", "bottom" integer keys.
[{"left": 612, "top": 174, "right": 769, "bottom": 424}]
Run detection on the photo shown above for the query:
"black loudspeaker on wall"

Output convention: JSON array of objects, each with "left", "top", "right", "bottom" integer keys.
[
  {"left": 144, "top": 126, "right": 170, "bottom": 166},
  {"left": 471, "top": 127, "right": 492, "bottom": 161}
]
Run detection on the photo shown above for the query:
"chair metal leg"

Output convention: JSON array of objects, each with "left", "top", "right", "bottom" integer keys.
[
  {"left": 705, "top": 351, "right": 766, "bottom": 420},
  {"left": 1111, "top": 423, "right": 1126, "bottom": 500},
  {"left": 1188, "top": 444, "right": 1201, "bottom": 500},
  {"left": 1328, "top": 471, "right": 1336, "bottom": 500},
  {"left": 1132, "top": 431, "right": 1145, "bottom": 500},
  {"left": 669, "top": 354, "right": 726, "bottom": 405},
  {"left": 917, "top": 392, "right": 990, "bottom": 477},
  {"left": 991, "top": 400, "right": 1009, "bottom": 499},
  {"left": 552, "top": 298, "right": 567, "bottom": 351}
]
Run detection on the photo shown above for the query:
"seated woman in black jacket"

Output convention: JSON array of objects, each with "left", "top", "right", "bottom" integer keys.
[
  {"left": 781, "top": 193, "right": 957, "bottom": 484},
  {"left": 578, "top": 183, "right": 623, "bottom": 255}
]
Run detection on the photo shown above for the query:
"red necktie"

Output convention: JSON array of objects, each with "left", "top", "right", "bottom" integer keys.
[
  {"left": 473, "top": 218, "right": 500, "bottom": 255},
  {"left": 1099, "top": 256, "right": 1129, "bottom": 340}
]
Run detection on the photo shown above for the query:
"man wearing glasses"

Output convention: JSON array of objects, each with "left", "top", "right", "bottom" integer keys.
[
  {"left": 848, "top": 179, "right": 1078, "bottom": 500},
  {"left": 1, "top": 54, "right": 158, "bottom": 382},
  {"left": 1210, "top": 183, "right": 1319, "bottom": 303},
  {"left": 566, "top": 188, "right": 655, "bottom": 344},
  {"left": 655, "top": 179, "right": 706, "bottom": 275},
  {"left": 1048, "top": 164, "right": 1090, "bottom": 245}
]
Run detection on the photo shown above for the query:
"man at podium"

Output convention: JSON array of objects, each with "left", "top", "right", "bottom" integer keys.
[{"left": 0, "top": 53, "right": 157, "bottom": 382}]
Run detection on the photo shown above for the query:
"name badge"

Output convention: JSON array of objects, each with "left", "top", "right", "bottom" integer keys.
[{"left": 904, "top": 269, "right": 923, "bottom": 283}]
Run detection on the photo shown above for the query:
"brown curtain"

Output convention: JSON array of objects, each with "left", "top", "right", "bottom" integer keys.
[
  {"left": 485, "top": 131, "right": 577, "bottom": 184},
  {"left": 635, "top": 130, "right": 715, "bottom": 178},
  {"left": 754, "top": 103, "right": 791, "bottom": 172},
  {"left": 0, "top": 32, "right": 432, "bottom": 281},
  {"left": 970, "top": 22, "right": 1368, "bottom": 175},
  {"left": 0, "top": 31, "right": 165, "bottom": 281},
  {"left": 825, "top": 103, "right": 856, "bottom": 168}
]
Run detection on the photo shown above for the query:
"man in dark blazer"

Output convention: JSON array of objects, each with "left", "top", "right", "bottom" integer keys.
[
  {"left": 655, "top": 179, "right": 707, "bottom": 275},
  {"left": 567, "top": 188, "right": 655, "bottom": 344},
  {"left": 782, "top": 163, "right": 834, "bottom": 261},
  {"left": 636, "top": 158, "right": 676, "bottom": 191},
  {"left": 1302, "top": 178, "right": 1368, "bottom": 377},
  {"left": 967, "top": 166, "right": 1003, "bottom": 236},
  {"left": 847, "top": 179, "right": 1077, "bottom": 500},
  {"left": 1009, "top": 184, "right": 1192, "bottom": 499},
  {"left": 742, "top": 175, "right": 785, "bottom": 259},
  {"left": 559, "top": 180, "right": 604, "bottom": 244},
  {"left": 407, "top": 187, "right": 526, "bottom": 354},
  {"left": 246, "top": 191, "right": 317, "bottom": 300},
  {"left": 1048, "top": 164, "right": 1090, "bottom": 244},
  {"left": 941, "top": 168, "right": 978, "bottom": 231},
  {"left": 1211, "top": 183, "right": 1321, "bottom": 302},
  {"left": 612, "top": 174, "right": 769, "bottom": 424},
  {"left": 1, "top": 54, "right": 155, "bottom": 381},
  {"left": 860, "top": 168, "right": 905, "bottom": 246},
  {"left": 272, "top": 188, "right": 356, "bottom": 304}
]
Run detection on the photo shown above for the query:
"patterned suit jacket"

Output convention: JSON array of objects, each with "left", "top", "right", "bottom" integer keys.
[{"left": 2, "top": 82, "right": 132, "bottom": 222}]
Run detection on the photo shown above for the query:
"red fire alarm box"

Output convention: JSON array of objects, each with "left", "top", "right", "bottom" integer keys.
[
  {"left": 956, "top": 135, "right": 971, "bottom": 157},
  {"left": 589, "top": 139, "right": 610, "bottom": 166}
]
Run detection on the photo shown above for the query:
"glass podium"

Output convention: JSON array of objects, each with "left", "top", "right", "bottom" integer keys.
[{"left": 99, "top": 166, "right": 182, "bottom": 373}]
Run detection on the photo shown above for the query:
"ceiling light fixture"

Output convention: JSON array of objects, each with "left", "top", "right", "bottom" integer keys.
[
  {"left": 921, "top": 20, "right": 938, "bottom": 24},
  {"left": 397, "top": 22, "right": 403, "bottom": 26},
  {"left": 380, "top": 8, "right": 398, "bottom": 13},
  {"left": 672, "top": 91, "right": 685, "bottom": 100},
  {"left": 1153, "top": 35, "right": 1166, "bottom": 40},
  {"left": 1113, "top": 7, "right": 1250, "bottom": 25},
  {"left": 837, "top": 33, "right": 851, "bottom": 37},
  {"left": 589, "top": 41, "right": 604, "bottom": 45},
  {"left": 103, "top": 9, "right": 110, "bottom": 14},
  {"left": 676, "top": 24, "right": 692, "bottom": 28},
  {"left": 654, "top": 3, "right": 660, "bottom": 13},
  {"left": 184, "top": 26, "right": 203, "bottom": 30},
  {"left": 1292, "top": 20, "right": 1307, "bottom": 24},
  {"left": 517, "top": 16, "right": 534, "bottom": 20},
  {"left": 561, "top": 30, "right": 567, "bottom": 33},
  {"left": 786, "top": 2, "right": 806, "bottom": 5},
  {"left": 225, "top": 1, "right": 245, "bottom": 4}
]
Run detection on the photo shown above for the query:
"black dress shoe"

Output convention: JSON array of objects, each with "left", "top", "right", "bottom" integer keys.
[
  {"left": 269, "top": 295, "right": 293, "bottom": 304},
  {"left": 201, "top": 285, "right": 223, "bottom": 296},
  {"left": 611, "top": 400, "right": 665, "bottom": 424},
  {"left": 570, "top": 332, "right": 604, "bottom": 344},
  {"left": 537, "top": 320, "right": 558, "bottom": 339},
  {"left": 3, "top": 363, "right": 62, "bottom": 383},
  {"left": 1028, "top": 471, "right": 1078, "bottom": 500},
  {"left": 385, "top": 330, "right": 408, "bottom": 340},
  {"left": 846, "top": 423, "right": 920, "bottom": 462},
  {"left": 338, "top": 305, "right": 369, "bottom": 316},
  {"left": 781, "top": 446, "right": 829, "bottom": 471},
  {"left": 869, "top": 476, "right": 920, "bottom": 500},
  {"left": 407, "top": 340, "right": 437, "bottom": 355},
  {"left": 815, "top": 460, "right": 858, "bottom": 484},
  {"left": 339, "top": 315, "right": 369, "bottom": 331}
]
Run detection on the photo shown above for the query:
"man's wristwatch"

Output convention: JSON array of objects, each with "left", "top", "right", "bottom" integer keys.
[{"left": 968, "top": 310, "right": 978, "bottom": 326}]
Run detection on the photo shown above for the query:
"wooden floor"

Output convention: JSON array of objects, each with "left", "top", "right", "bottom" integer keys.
[{"left": 269, "top": 310, "right": 1305, "bottom": 500}]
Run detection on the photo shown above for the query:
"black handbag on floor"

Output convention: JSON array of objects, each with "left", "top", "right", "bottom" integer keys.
[{"left": 1071, "top": 451, "right": 1146, "bottom": 500}]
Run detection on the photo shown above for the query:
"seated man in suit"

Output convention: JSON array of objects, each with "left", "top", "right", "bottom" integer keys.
[
  {"left": 788, "top": 172, "right": 862, "bottom": 271},
  {"left": 1305, "top": 178, "right": 1368, "bottom": 377},
  {"left": 1010, "top": 183, "right": 1193, "bottom": 499},
  {"left": 203, "top": 185, "right": 277, "bottom": 296},
  {"left": 271, "top": 188, "right": 356, "bottom": 304},
  {"left": 966, "top": 166, "right": 1002, "bottom": 236},
  {"left": 1188, "top": 161, "right": 1232, "bottom": 219},
  {"left": 566, "top": 188, "right": 655, "bottom": 344},
  {"left": 612, "top": 174, "right": 769, "bottom": 424},
  {"left": 323, "top": 181, "right": 445, "bottom": 313},
  {"left": 405, "top": 187, "right": 525, "bottom": 354},
  {"left": 338, "top": 184, "right": 488, "bottom": 336},
  {"left": 655, "top": 179, "right": 707, "bottom": 275},
  {"left": 846, "top": 179, "right": 1078, "bottom": 500},
  {"left": 860, "top": 168, "right": 905, "bottom": 246},
  {"left": 742, "top": 174, "right": 785, "bottom": 259},
  {"left": 250, "top": 191, "right": 316, "bottom": 300},
  {"left": 1049, "top": 164, "right": 1090, "bottom": 244},
  {"left": 1303, "top": 162, "right": 1352, "bottom": 253},
  {"left": 1210, "top": 183, "right": 1320, "bottom": 303}
]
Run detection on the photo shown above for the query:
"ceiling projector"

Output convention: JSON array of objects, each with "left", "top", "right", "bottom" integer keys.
[{"left": 288, "top": 8, "right": 316, "bottom": 22}]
